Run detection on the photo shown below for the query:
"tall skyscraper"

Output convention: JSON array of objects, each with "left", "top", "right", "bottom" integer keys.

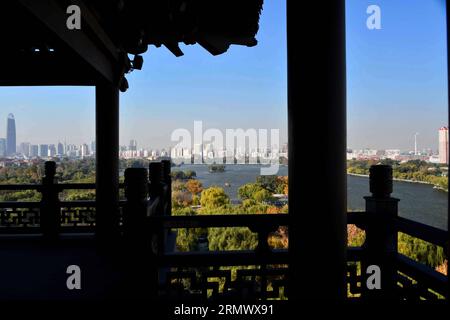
[
  {"left": 6, "top": 113, "right": 16, "bottom": 156},
  {"left": 439, "top": 127, "right": 449, "bottom": 164}
]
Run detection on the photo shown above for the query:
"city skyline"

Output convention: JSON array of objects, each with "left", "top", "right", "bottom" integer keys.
[{"left": 0, "top": 0, "right": 448, "bottom": 151}]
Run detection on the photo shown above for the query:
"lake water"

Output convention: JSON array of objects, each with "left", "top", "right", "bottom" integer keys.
[{"left": 176, "top": 164, "right": 448, "bottom": 231}]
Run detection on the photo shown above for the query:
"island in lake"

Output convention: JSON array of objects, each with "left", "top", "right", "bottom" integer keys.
[{"left": 208, "top": 164, "right": 225, "bottom": 173}]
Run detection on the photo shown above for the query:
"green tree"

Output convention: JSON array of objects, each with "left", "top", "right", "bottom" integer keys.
[
  {"left": 238, "top": 183, "right": 264, "bottom": 200},
  {"left": 200, "top": 187, "right": 230, "bottom": 209},
  {"left": 253, "top": 189, "right": 271, "bottom": 203}
]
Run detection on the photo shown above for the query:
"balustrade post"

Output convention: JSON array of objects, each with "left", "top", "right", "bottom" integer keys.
[
  {"left": 149, "top": 162, "right": 163, "bottom": 200},
  {"left": 161, "top": 160, "right": 172, "bottom": 217},
  {"left": 40, "top": 161, "right": 60, "bottom": 240},
  {"left": 123, "top": 167, "right": 158, "bottom": 299},
  {"left": 123, "top": 168, "right": 149, "bottom": 245},
  {"left": 362, "top": 165, "right": 399, "bottom": 300}
]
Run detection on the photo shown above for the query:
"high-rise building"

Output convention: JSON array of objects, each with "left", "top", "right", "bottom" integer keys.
[
  {"left": 90, "top": 141, "right": 96, "bottom": 154},
  {"left": 129, "top": 139, "right": 137, "bottom": 151},
  {"left": 81, "top": 144, "right": 89, "bottom": 158},
  {"left": 439, "top": 127, "right": 449, "bottom": 164},
  {"left": 19, "top": 142, "right": 31, "bottom": 157},
  {"left": 6, "top": 113, "right": 16, "bottom": 156},
  {"left": 29, "top": 145, "right": 39, "bottom": 158},
  {"left": 0, "top": 138, "right": 6, "bottom": 157},
  {"left": 48, "top": 144, "right": 56, "bottom": 157},
  {"left": 38, "top": 144, "right": 49, "bottom": 158},
  {"left": 57, "top": 142, "right": 64, "bottom": 156}
]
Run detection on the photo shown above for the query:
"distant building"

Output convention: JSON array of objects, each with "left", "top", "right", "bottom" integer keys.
[
  {"left": 81, "top": 144, "right": 89, "bottom": 158},
  {"left": 48, "top": 144, "right": 56, "bottom": 157},
  {"left": 129, "top": 139, "right": 137, "bottom": 151},
  {"left": 38, "top": 144, "right": 49, "bottom": 158},
  {"left": 29, "top": 145, "right": 39, "bottom": 157},
  {"left": 90, "top": 141, "right": 96, "bottom": 154},
  {"left": 385, "top": 149, "right": 401, "bottom": 160},
  {"left": 439, "top": 127, "right": 449, "bottom": 164},
  {"left": 57, "top": 142, "right": 64, "bottom": 155},
  {"left": 6, "top": 113, "right": 16, "bottom": 156},
  {"left": 19, "top": 142, "right": 31, "bottom": 157},
  {"left": 0, "top": 138, "right": 6, "bottom": 157},
  {"left": 429, "top": 155, "right": 441, "bottom": 164}
]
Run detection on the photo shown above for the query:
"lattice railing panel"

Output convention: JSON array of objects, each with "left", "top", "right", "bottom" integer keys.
[
  {"left": 160, "top": 265, "right": 288, "bottom": 301},
  {"left": 60, "top": 207, "right": 96, "bottom": 227},
  {"left": 397, "top": 272, "right": 445, "bottom": 300},
  {"left": 0, "top": 207, "right": 40, "bottom": 228},
  {"left": 347, "top": 261, "right": 363, "bottom": 298}
]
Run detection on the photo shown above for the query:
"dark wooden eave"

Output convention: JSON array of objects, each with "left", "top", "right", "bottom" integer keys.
[{"left": 0, "top": 0, "right": 263, "bottom": 87}]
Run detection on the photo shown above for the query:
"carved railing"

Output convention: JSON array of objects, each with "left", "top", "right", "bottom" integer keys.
[
  {"left": 149, "top": 214, "right": 289, "bottom": 301},
  {"left": 0, "top": 162, "right": 448, "bottom": 301},
  {"left": 346, "top": 165, "right": 448, "bottom": 301}
]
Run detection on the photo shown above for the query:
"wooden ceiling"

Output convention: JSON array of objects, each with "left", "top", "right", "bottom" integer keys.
[{"left": 0, "top": 0, "right": 263, "bottom": 88}]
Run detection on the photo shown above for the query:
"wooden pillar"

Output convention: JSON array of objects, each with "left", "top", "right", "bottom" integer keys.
[
  {"left": 95, "top": 83, "right": 120, "bottom": 242},
  {"left": 446, "top": 0, "right": 450, "bottom": 300},
  {"left": 287, "top": 0, "right": 347, "bottom": 301}
]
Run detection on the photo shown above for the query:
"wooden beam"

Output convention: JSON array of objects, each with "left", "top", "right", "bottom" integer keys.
[
  {"left": 0, "top": 53, "right": 98, "bottom": 86},
  {"left": 17, "top": 0, "right": 119, "bottom": 84}
]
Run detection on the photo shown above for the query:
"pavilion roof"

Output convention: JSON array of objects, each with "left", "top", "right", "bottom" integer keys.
[{"left": 0, "top": 0, "right": 263, "bottom": 87}]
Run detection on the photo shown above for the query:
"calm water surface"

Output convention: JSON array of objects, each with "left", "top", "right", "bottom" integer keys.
[{"left": 175, "top": 164, "right": 448, "bottom": 230}]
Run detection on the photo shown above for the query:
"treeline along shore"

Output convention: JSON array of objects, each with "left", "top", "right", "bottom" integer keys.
[{"left": 347, "top": 159, "right": 448, "bottom": 192}]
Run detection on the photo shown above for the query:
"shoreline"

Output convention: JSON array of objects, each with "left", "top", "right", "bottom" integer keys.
[{"left": 347, "top": 173, "right": 448, "bottom": 191}]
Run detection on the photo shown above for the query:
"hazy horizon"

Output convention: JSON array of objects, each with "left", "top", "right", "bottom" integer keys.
[{"left": 0, "top": 0, "right": 447, "bottom": 152}]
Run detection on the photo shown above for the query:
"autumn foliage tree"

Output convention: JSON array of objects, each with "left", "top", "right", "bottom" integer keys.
[{"left": 185, "top": 179, "right": 203, "bottom": 195}]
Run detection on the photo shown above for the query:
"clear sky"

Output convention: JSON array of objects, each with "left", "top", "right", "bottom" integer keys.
[
  {"left": 0, "top": 0, "right": 287, "bottom": 150},
  {"left": 347, "top": 0, "right": 448, "bottom": 151},
  {"left": 0, "top": 0, "right": 447, "bottom": 152}
]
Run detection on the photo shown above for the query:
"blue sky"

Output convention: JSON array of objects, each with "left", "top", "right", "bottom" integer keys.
[
  {"left": 347, "top": 0, "right": 448, "bottom": 151},
  {"left": 0, "top": 0, "right": 447, "bottom": 152}
]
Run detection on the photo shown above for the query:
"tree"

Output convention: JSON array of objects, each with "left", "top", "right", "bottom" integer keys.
[
  {"left": 200, "top": 187, "right": 230, "bottom": 209},
  {"left": 256, "top": 175, "right": 279, "bottom": 193},
  {"left": 208, "top": 227, "right": 258, "bottom": 251},
  {"left": 186, "top": 179, "right": 203, "bottom": 195},
  {"left": 238, "top": 183, "right": 263, "bottom": 200},
  {"left": 172, "top": 190, "right": 192, "bottom": 208},
  {"left": 253, "top": 189, "right": 271, "bottom": 203}
]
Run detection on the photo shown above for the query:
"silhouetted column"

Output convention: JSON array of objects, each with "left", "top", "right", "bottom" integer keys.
[
  {"left": 149, "top": 161, "right": 164, "bottom": 255},
  {"left": 40, "top": 161, "right": 59, "bottom": 240},
  {"left": 95, "top": 83, "right": 120, "bottom": 242},
  {"left": 446, "top": 0, "right": 450, "bottom": 299},
  {"left": 149, "top": 162, "right": 163, "bottom": 201},
  {"left": 123, "top": 168, "right": 149, "bottom": 245},
  {"left": 161, "top": 160, "right": 172, "bottom": 216},
  {"left": 287, "top": 0, "right": 347, "bottom": 301},
  {"left": 362, "top": 165, "right": 399, "bottom": 300}
]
